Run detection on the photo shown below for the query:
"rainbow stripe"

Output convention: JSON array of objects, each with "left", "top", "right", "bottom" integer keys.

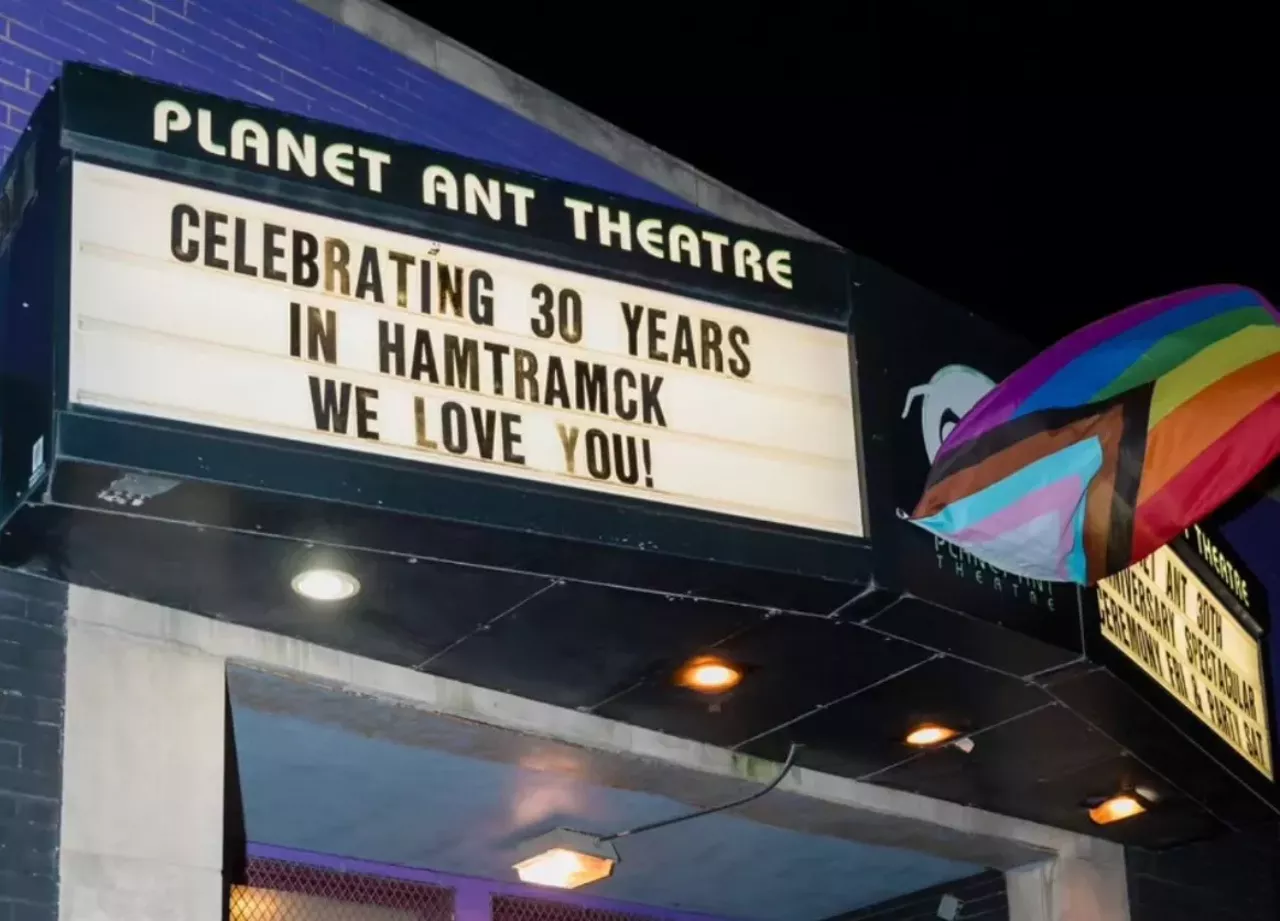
[{"left": 908, "top": 285, "right": 1280, "bottom": 585}]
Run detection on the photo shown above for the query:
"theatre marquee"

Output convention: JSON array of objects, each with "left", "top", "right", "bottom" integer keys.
[{"left": 68, "top": 163, "right": 862, "bottom": 537}]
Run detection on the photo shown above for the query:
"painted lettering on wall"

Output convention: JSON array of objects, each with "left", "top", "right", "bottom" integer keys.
[{"left": 933, "top": 537, "right": 1057, "bottom": 610}]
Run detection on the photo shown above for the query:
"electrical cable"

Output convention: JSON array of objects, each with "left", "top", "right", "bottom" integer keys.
[{"left": 597, "top": 742, "right": 802, "bottom": 843}]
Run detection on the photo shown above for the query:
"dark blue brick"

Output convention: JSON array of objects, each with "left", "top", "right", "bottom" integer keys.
[
  {"left": 223, "top": 0, "right": 332, "bottom": 39},
  {"left": 11, "top": 796, "right": 57, "bottom": 828},
  {"left": 0, "top": 604, "right": 61, "bottom": 633},
  {"left": 0, "top": 767, "right": 57, "bottom": 799},
  {"left": 15, "top": 743, "right": 59, "bottom": 777},
  {"left": 0, "top": 718, "right": 59, "bottom": 751},
  {"left": 198, "top": 74, "right": 267, "bottom": 106},
  {"left": 228, "top": 78, "right": 276, "bottom": 104},
  {"left": 0, "top": 38, "right": 62, "bottom": 82},
  {"left": 0, "top": 588, "right": 65, "bottom": 920},
  {"left": 316, "top": 101, "right": 376, "bottom": 133},
  {"left": 183, "top": 7, "right": 275, "bottom": 62},
  {"left": 0, "top": 573, "right": 67, "bottom": 609},
  {"left": 258, "top": 45, "right": 345, "bottom": 88},
  {"left": 11, "top": 901, "right": 59, "bottom": 921},
  {"left": 0, "top": 869, "right": 56, "bottom": 904},
  {"left": 54, "top": 3, "right": 138, "bottom": 35},
  {"left": 0, "top": 619, "right": 64, "bottom": 653},
  {"left": 249, "top": 74, "right": 319, "bottom": 114},
  {"left": 153, "top": 43, "right": 217, "bottom": 79},
  {"left": 0, "top": 823, "right": 57, "bottom": 875},
  {"left": 155, "top": 7, "right": 255, "bottom": 71},
  {"left": 52, "top": 6, "right": 156, "bottom": 62},
  {"left": 0, "top": 0, "right": 56, "bottom": 22},
  {"left": 112, "top": 0, "right": 158, "bottom": 25},
  {"left": 0, "top": 58, "right": 27, "bottom": 88},
  {"left": 0, "top": 642, "right": 62, "bottom": 673},
  {"left": 21, "top": 14, "right": 106, "bottom": 57},
  {"left": 0, "top": 666, "right": 62, "bottom": 701},
  {"left": 4, "top": 21, "right": 83, "bottom": 60},
  {"left": 21, "top": 602, "right": 65, "bottom": 631},
  {"left": 207, "top": 7, "right": 274, "bottom": 45},
  {"left": 0, "top": 695, "right": 60, "bottom": 726},
  {"left": 174, "top": 38, "right": 255, "bottom": 80},
  {"left": 285, "top": 65, "right": 378, "bottom": 108}
]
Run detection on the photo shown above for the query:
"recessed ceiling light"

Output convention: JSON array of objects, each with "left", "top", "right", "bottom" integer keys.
[
  {"left": 905, "top": 724, "right": 958, "bottom": 747},
  {"left": 675, "top": 655, "right": 743, "bottom": 693},
  {"left": 291, "top": 568, "right": 360, "bottom": 602},
  {"left": 1088, "top": 794, "right": 1147, "bottom": 826}
]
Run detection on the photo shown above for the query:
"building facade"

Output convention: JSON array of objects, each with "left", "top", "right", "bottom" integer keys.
[{"left": 0, "top": 3, "right": 1276, "bottom": 921}]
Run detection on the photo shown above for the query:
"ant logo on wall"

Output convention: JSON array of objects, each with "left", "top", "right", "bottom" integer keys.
[
  {"left": 901, "top": 364, "right": 996, "bottom": 463},
  {"left": 900, "top": 364, "right": 1056, "bottom": 609}
]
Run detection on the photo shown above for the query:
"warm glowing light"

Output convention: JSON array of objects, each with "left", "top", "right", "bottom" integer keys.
[
  {"left": 675, "top": 656, "right": 743, "bottom": 693},
  {"left": 291, "top": 568, "right": 360, "bottom": 602},
  {"left": 513, "top": 847, "right": 615, "bottom": 890},
  {"left": 905, "top": 724, "right": 958, "bottom": 747},
  {"left": 1088, "top": 795, "right": 1146, "bottom": 826}
]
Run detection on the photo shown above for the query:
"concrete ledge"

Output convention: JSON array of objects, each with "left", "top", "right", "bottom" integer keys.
[
  {"left": 298, "top": 0, "right": 832, "bottom": 244},
  {"left": 69, "top": 584, "right": 1102, "bottom": 873}
]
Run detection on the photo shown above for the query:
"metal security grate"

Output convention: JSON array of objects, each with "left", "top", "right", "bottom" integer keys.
[
  {"left": 492, "top": 894, "right": 666, "bottom": 921},
  {"left": 230, "top": 857, "right": 454, "bottom": 921}
]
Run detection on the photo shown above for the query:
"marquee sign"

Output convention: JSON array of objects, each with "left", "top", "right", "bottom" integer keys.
[
  {"left": 68, "top": 162, "right": 863, "bottom": 536},
  {"left": 1097, "top": 545, "right": 1272, "bottom": 778}
]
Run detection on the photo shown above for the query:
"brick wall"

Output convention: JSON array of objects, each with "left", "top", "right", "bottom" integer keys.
[
  {"left": 823, "top": 870, "right": 1009, "bottom": 921},
  {"left": 0, "top": 571, "right": 67, "bottom": 921},
  {"left": 0, "top": 0, "right": 686, "bottom": 205},
  {"left": 1127, "top": 831, "right": 1280, "bottom": 921}
]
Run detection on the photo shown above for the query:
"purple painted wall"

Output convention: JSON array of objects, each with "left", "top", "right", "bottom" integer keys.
[{"left": 0, "top": 0, "right": 689, "bottom": 206}]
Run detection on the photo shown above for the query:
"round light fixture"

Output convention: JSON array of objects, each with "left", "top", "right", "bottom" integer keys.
[
  {"left": 1134, "top": 784, "right": 1160, "bottom": 804},
  {"left": 291, "top": 568, "right": 360, "bottom": 602},
  {"left": 905, "top": 723, "right": 958, "bottom": 747},
  {"left": 675, "top": 655, "right": 743, "bottom": 694}
]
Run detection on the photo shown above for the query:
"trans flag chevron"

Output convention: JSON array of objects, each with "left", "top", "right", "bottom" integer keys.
[{"left": 906, "top": 284, "right": 1280, "bottom": 585}]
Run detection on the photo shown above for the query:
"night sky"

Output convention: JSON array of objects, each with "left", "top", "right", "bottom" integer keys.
[{"left": 387, "top": 4, "right": 1280, "bottom": 345}]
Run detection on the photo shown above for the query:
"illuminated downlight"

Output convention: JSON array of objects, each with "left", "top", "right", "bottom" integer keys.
[
  {"left": 291, "top": 568, "right": 360, "bottom": 602},
  {"left": 905, "top": 724, "right": 958, "bottom": 747},
  {"left": 1088, "top": 794, "right": 1147, "bottom": 826},
  {"left": 512, "top": 829, "right": 618, "bottom": 890},
  {"left": 675, "top": 655, "right": 743, "bottom": 693}
]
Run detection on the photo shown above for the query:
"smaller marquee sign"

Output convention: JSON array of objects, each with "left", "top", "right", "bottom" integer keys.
[{"left": 1097, "top": 544, "right": 1272, "bottom": 778}]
